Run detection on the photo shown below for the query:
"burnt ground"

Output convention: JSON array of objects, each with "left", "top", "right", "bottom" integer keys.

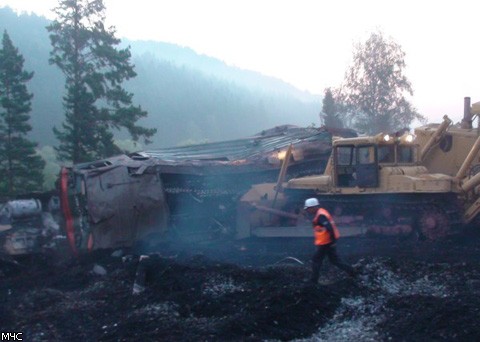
[{"left": 2, "top": 228, "right": 480, "bottom": 341}]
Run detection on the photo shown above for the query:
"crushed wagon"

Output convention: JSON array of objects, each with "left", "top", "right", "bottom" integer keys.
[{"left": 60, "top": 125, "right": 355, "bottom": 252}]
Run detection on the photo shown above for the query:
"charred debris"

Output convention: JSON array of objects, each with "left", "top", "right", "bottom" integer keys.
[
  {"left": 56, "top": 125, "right": 356, "bottom": 253},
  {"left": 0, "top": 192, "right": 61, "bottom": 256}
]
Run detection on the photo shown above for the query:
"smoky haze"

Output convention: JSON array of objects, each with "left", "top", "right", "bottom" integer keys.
[
  {"left": 2, "top": 1, "right": 480, "bottom": 126},
  {"left": 0, "top": 7, "right": 320, "bottom": 148}
]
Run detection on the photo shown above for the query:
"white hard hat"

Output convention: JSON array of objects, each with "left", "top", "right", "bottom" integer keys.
[{"left": 304, "top": 198, "right": 320, "bottom": 209}]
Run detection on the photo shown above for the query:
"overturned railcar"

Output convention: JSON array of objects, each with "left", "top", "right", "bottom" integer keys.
[
  {"left": 60, "top": 126, "right": 352, "bottom": 251},
  {"left": 60, "top": 156, "right": 169, "bottom": 253}
]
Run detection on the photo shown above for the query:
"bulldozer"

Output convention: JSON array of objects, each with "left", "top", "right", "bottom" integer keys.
[{"left": 237, "top": 97, "right": 480, "bottom": 240}]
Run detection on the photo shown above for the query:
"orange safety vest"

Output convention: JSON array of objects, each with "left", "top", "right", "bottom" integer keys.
[{"left": 313, "top": 208, "right": 340, "bottom": 245}]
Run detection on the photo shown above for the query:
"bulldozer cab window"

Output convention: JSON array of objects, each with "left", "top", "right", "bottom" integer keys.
[
  {"left": 355, "top": 145, "right": 379, "bottom": 187},
  {"left": 398, "top": 145, "right": 414, "bottom": 163},
  {"left": 335, "top": 145, "right": 356, "bottom": 187},
  {"left": 337, "top": 146, "right": 355, "bottom": 166},
  {"left": 378, "top": 145, "right": 395, "bottom": 163},
  {"left": 358, "top": 146, "right": 376, "bottom": 164}
]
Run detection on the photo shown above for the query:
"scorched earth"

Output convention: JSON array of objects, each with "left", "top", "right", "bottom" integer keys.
[{"left": 2, "top": 228, "right": 480, "bottom": 341}]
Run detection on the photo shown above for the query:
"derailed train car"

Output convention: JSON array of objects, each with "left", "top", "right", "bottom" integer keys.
[
  {"left": 60, "top": 156, "right": 169, "bottom": 253},
  {"left": 60, "top": 125, "right": 352, "bottom": 251}
]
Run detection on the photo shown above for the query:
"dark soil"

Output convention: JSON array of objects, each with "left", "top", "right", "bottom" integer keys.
[{"left": 2, "top": 228, "right": 480, "bottom": 341}]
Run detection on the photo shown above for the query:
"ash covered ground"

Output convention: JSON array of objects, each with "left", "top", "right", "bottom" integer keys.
[{"left": 2, "top": 229, "right": 480, "bottom": 341}]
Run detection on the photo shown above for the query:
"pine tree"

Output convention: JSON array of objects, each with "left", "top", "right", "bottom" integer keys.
[
  {"left": 47, "top": 0, "right": 156, "bottom": 163},
  {"left": 320, "top": 88, "right": 343, "bottom": 128},
  {"left": 339, "top": 31, "right": 425, "bottom": 134},
  {"left": 0, "top": 30, "right": 45, "bottom": 197}
]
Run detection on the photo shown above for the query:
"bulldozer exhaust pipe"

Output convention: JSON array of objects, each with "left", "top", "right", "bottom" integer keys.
[{"left": 461, "top": 97, "right": 473, "bottom": 129}]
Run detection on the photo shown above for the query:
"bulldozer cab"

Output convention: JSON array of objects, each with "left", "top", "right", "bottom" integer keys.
[
  {"left": 333, "top": 133, "right": 417, "bottom": 188},
  {"left": 334, "top": 143, "right": 379, "bottom": 187}
]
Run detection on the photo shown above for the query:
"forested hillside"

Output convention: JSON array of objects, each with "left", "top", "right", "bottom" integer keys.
[{"left": 0, "top": 7, "right": 320, "bottom": 147}]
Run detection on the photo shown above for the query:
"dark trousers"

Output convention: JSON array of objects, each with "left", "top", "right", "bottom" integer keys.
[{"left": 311, "top": 243, "right": 355, "bottom": 282}]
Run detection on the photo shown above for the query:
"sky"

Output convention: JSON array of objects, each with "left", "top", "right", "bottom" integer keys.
[{"left": 1, "top": 0, "right": 480, "bottom": 124}]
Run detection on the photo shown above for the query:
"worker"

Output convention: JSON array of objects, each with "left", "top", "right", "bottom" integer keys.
[{"left": 304, "top": 198, "right": 356, "bottom": 284}]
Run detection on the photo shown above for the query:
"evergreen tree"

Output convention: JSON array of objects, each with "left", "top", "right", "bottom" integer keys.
[
  {"left": 47, "top": 0, "right": 156, "bottom": 163},
  {"left": 320, "top": 88, "right": 343, "bottom": 128},
  {"left": 339, "top": 31, "right": 425, "bottom": 134},
  {"left": 0, "top": 30, "right": 45, "bottom": 196}
]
